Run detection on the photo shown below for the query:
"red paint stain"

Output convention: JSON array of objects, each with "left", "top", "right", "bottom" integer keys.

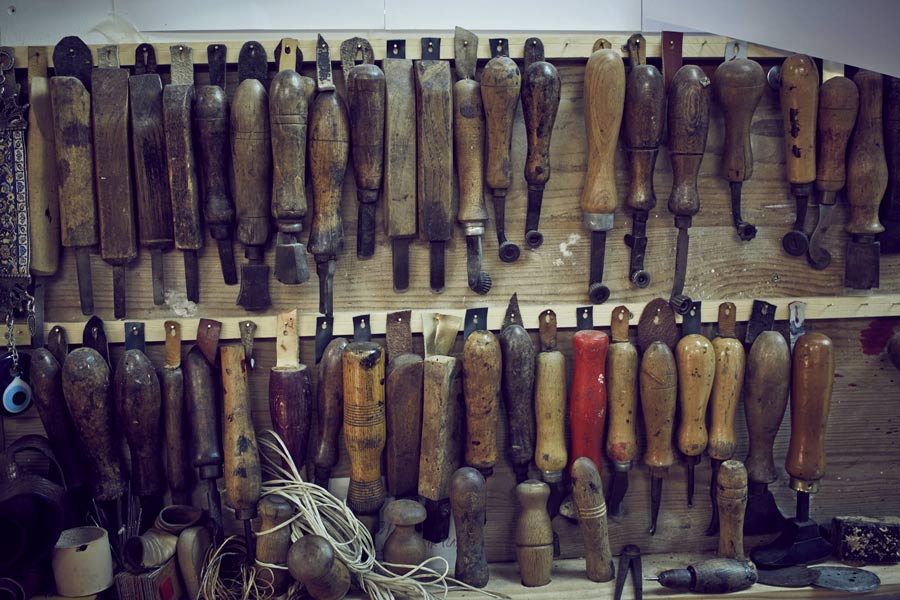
[{"left": 860, "top": 319, "right": 900, "bottom": 355}]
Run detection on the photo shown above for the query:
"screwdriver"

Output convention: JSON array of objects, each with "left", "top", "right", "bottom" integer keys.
[
  {"left": 499, "top": 294, "right": 536, "bottom": 483},
  {"left": 605, "top": 305, "right": 639, "bottom": 518},
  {"left": 534, "top": 309, "right": 567, "bottom": 516}
]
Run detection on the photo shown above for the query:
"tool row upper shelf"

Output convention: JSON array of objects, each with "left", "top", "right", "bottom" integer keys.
[{"left": 10, "top": 34, "right": 787, "bottom": 68}]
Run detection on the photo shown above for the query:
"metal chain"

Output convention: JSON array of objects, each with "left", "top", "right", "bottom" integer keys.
[{"left": 5, "top": 313, "right": 18, "bottom": 375}]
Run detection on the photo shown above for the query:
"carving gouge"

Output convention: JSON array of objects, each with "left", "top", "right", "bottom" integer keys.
[
  {"left": 535, "top": 310, "right": 566, "bottom": 518},
  {"left": 499, "top": 294, "right": 536, "bottom": 483},
  {"left": 605, "top": 306, "right": 638, "bottom": 519}
]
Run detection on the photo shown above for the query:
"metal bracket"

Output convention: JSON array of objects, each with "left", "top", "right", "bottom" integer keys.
[
  {"left": 576, "top": 306, "right": 594, "bottom": 331},
  {"left": 789, "top": 301, "right": 807, "bottom": 350},
  {"left": 315, "top": 316, "right": 334, "bottom": 363}
]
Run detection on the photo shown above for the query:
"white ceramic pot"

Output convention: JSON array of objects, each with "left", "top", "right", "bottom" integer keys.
[{"left": 51, "top": 526, "right": 114, "bottom": 597}]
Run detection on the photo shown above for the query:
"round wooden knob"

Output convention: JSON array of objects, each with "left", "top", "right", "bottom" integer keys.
[
  {"left": 287, "top": 535, "right": 350, "bottom": 600},
  {"left": 515, "top": 480, "right": 553, "bottom": 587},
  {"left": 383, "top": 499, "right": 427, "bottom": 574}
]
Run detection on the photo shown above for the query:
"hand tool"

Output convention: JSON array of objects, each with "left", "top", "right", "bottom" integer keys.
[
  {"left": 832, "top": 515, "right": 900, "bottom": 563},
  {"left": 341, "top": 37, "right": 384, "bottom": 259},
  {"left": 454, "top": 28, "right": 491, "bottom": 295},
  {"left": 717, "top": 459, "right": 748, "bottom": 560},
  {"left": 50, "top": 36, "right": 96, "bottom": 315},
  {"left": 582, "top": 42, "right": 624, "bottom": 303},
  {"left": 515, "top": 480, "right": 553, "bottom": 587},
  {"left": 312, "top": 336, "right": 348, "bottom": 487},
  {"left": 256, "top": 495, "right": 293, "bottom": 595},
  {"left": 713, "top": 57, "right": 765, "bottom": 241},
  {"left": 521, "top": 37, "right": 560, "bottom": 249},
  {"left": 195, "top": 43, "right": 237, "bottom": 285},
  {"left": 129, "top": 44, "right": 172, "bottom": 305},
  {"left": 638, "top": 298, "right": 678, "bottom": 535},
  {"left": 163, "top": 44, "right": 203, "bottom": 302},
  {"left": 287, "top": 535, "right": 351, "bottom": 600},
  {"left": 220, "top": 345, "right": 261, "bottom": 562},
  {"left": 845, "top": 70, "right": 888, "bottom": 289},
  {"left": 806, "top": 74, "right": 859, "bottom": 269},
  {"left": 462, "top": 309, "right": 501, "bottom": 478},
  {"left": 343, "top": 316, "right": 386, "bottom": 533},
  {"left": 384, "top": 40, "right": 416, "bottom": 291},
  {"left": 667, "top": 65, "right": 711, "bottom": 315},
  {"left": 416, "top": 38, "right": 454, "bottom": 290},
  {"left": 92, "top": 45, "right": 137, "bottom": 318},
  {"left": 705, "top": 302, "right": 745, "bottom": 535},
  {"left": 383, "top": 499, "right": 427, "bottom": 574},
  {"left": 482, "top": 38, "right": 521, "bottom": 264},
  {"left": 751, "top": 332, "right": 834, "bottom": 567},
  {"left": 162, "top": 321, "right": 191, "bottom": 505},
  {"left": 571, "top": 457, "right": 614, "bottom": 583},
  {"left": 534, "top": 309, "right": 566, "bottom": 517},
  {"left": 450, "top": 467, "right": 489, "bottom": 588},
  {"left": 270, "top": 38, "right": 313, "bottom": 285},
  {"left": 569, "top": 310, "right": 608, "bottom": 484},
  {"left": 755, "top": 565, "right": 820, "bottom": 588},
  {"left": 183, "top": 345, "right": 224, "bottom": 543},
  {"left": 232, "top": 42, "right": 273, "bottom": 311},
  {"left": 623, "top": 34, "right": 664, "bottom": 288},
  {"left": 385, "top": 310, "right": 423, "bottom": 500},
  {"left": 269, "top": 309, "right": 312, "bottom": 474},
  {"left": 743, "top": 329, "right": 790, "bottom": 535},
  {"left": 500, "top": 294, "right": 536, "bottom": 483},
  {"left": 675, "top": 301, "right": 714, "bottom": 507},
  {"left": 881, "top": 77, "right": 900, "bottom": 253},
  {"left": 778, "top": 55, "right": 820, "bottom": 257},
  {"left": 605, "top": 306, "right": 639, "bottom": 519},
  {"left": 810, "top": 566, "right": 880, "bottom": 593},
  {"left": 614, "top": 545, "right": 641, "bottom": 600},
  {"left": 240, "top": 319, "right": 257, "bottom": 369},
  {"left": 309, "top": 35, "right": 349, "bottom": 315},
  {"left": 648, "top": 559, "right": 757, "bottom": 594}
]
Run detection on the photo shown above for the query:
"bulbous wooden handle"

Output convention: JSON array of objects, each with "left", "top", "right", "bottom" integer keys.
[
  {"left": 570, "top": 330, "right": 609, "bottom": 473},
  {"left": 500, "top": 324, "right": 537, "bottom": 477},
  {"left": 115, "top": 349, "right": 163, "bottom": 497},
  {"left": 639, "top": 341, "right": 677, "bottom": 470},
  {"left": 675, "top": 333, "right": 715, "bottom": 458},
  {"left": 346, "top": 64, "right": 386, "bottom": 194},
  {"left": 269, "top": 365, "right": 312, "bottom": 473},
  {"left": 481, "top": 56, "right": 521, "bottom": 192},
  {"left": 454, "top": 79, "right": 487, "bottom": 226},
  {"left": 667, "top": 65, "right": 711, "bottom": 217},
  {"left": 194, "top": 85, "right": 234, "bottom": 240},
  {"left": 183, "top": 346, "right": 223, "bottom": 480},
  {"left": 515, "top": 480, "right": 553, "bottom": 587},
  {"left": 270, "top": 70, "right": 315, "bottom": 229},
  {"left": 535, "top": 350, "right": 567, "bottom": 476},
  {"left": 606, "top": 340, "right": 638, "bottom": 466},
  {"left": 846, "top": 70, "right": 888, "bottom": 236},
  {"left": 787, "top": 333, "right": 834, "bottom": 490},
  {"left": 713, "top": 58, "right": 765, "bottom": 182},
  {"left": 308, "top": 90, "right": 349, "bottom": 257},
  {"left": 571, "top": 457, "right": 614, "bottom": 582},
  {"left": 220, "top": 345, "right": 261, "bottom": 520},
  {"left": 717, "top": 460, "right": 748, "bottom": 560},
  {"left": 312, "top": 338, "right": 348, "bottom": 483},
  {"left": 708, "top": 336, "right": 745, "bottom": 461},
  {"left": 256, "top": 495, "right": 293, "bottom": 594},
  {"left": 624, "top": 64, "right": 665, "bottom": 211},
  {"left": 462, "top": 331, "right": 502, "bottom": 476},
  {"left": 581, "top": 49, "right": 624, "bottom": 215},
  {"left": 780, "top": 54, "right": 819, "bottom": 186},
  {"left": 450, "top": 467, "right": 489, "bottom": 588},
  {"left": 287, "top": 535, "right": 350, "bottom": 600},
  {"left": 816, "top": 76, "right": 859, "bottom": 193},
  {"left": 743, "top": 331, "right": 790, "bottom": 484},
  {"left": 522, "top": 60, "right": 561, "bottom": 187},
  {"left": 230, "top": 79, "right": 272, "bottom": 247}
]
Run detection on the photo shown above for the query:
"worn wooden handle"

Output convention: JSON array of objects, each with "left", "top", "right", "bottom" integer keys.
[
  {"left": 270, "top": 70, "right": 314, "bottom": 230},
  {"left": 500, "top": 324, "right": 537, "bottom": 477},
  {"left": 675, "top": 333, "right": 715, "bottom": 458},
  {"left": 743, "top": 331, "right": 790, "bottom": 484},
  {"left": 164, "top": 84, "right": 203, "bottom": 250},
  {"left": 570, "top": 330, "right": 609, "bottom": 473},
  {"left": 847, "top": 70, "right": 888, "bottom": 236},
  {"left": 231, "top": 79, "right": 272, "bottom": 247},
  {"left": 257, "top": 495, "right": 294, "bottom": 594},
  {"left": 183, "top": 346, "right": 223, "bottom": 480},
  {"left": 450, "top": 467, "right": 489, "bottom": 588},
  {"left": 462, "top": 331, "right": 502, "bottom": 475},
  {"left": 708, "top": 336, "right": 745, "bottom": 461},
  {"left": 535, "top": 350, "right": 567, "bottom": 476},
  {"left": 194, "top": 86, "right": 234, "bottom": 241},
  {"left": 717, "top": 460, "right": 748, "bottom": 560},
  {"left": 269, "top": 366, "right": 312, "bottom": 473},
  {"left": 419, "top": 355, "right": 462, "bottom": 501},
  {"left": 308, "top": 90, "right": 349, "bottom": 257},
  {"left": 640, "top": 341, "right": 677, "bottom": 470},
  {"left": 668, "top": 65, "right": 711, "bottom": 217},
  {"left": 221, "top": 345, "right": 261, "bottom": 519},
  {"left": 347, "top": 64, "right": 386, "bottom": 194},
  {"left": 713, "top": 58, "right": 765, "bottom": 182},
  {"left": 115, "top": 349, "right": 163, "bottom": 496},
  {"left": 571, "top": 457, "right": 614, "bottom": 583},
  {"left": 287, "top": 536, "right": 351, "bottom": 600},
  {"left": 780, "top": 54, "right": 819, "bottom": 185},
  {"left": 312, "top": 338, "right": 348, "bottom": 483},
  {"left": 581, "top": 49, "right": 624, "bottom": 215},
  {"left": 624, "top": 64, "right": 665, "bottom": 211},
  {"left": 787, "top": 332, "right": 834, "bottom": 488},
  {"left": 383, "top": 58, "right": 417, "bottom": 238},
  {"left": 415, "top": 60, "right": 453, "bottom": 243},
  {"left": 454, "top": 79, "right": 488, "bottom": 226},
  {"left": 522, "top": 60, "right": 560, "bottom": 187},
  {"left": 27, "top": 75, "right": 61, "bottom": 275},
  {"left": 515, "top": 480, "right": 553, "bottom": 587},
  {"left": 383, "top": 499, "right": 427, "bottom": 572},
  {"left": 816, "top": 76, "right": 859, "bottom": 193},
  {"left": 886, "top": 77, "right": 900, "bottom": 212},
  {"left": 482, "top": 56, "right": 521, "bottom": 192},
  {"left": 606, "top": 340, "right": 639, "bottom": 466},
  {"left": 385, "top": 354, "right": 424, "bottom": 498},
  {"left": 162, "top": 364, "right": 191, "bottom": 502}
]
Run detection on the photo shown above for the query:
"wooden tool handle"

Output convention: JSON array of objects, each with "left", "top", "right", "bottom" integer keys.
[
  {"left": 515, "top": 480, "right": 553, "bottom": 587},
  {"left": 415, "top": 60, "right": 453, "bottom": 243},
  {"left": 287, "top": 536, "right": 351, "bottom": 600},
  {"left": 385, "top": 353, "right": 424, "bottom": 498},
  {"left": 270, "top": 70, "right": 315, "bottom": 230},
  {"left": 308, "top": 90, "right": 349, "bottom": 257},
  {"left": 462, "top": 331, "right": 502, "bottom": 475},
  {"left": 846, "top": 70, "right": 888, "bottom": 236},
  {"left": 257, "top": 495, "right": 293, "bottom": 594},
  {"left": 312, "top": 338, "right": 348, "bottom": 482},
  {"left": 500, "top": 324, "right": 537, "bottom": 476},
  {"left": 743, "top": 331, "right": 790, "bottom": 484},
  {"left": 450, "top": 467, "right": 489, "bottom": 588},
  {"left": 194, "top": 86, "right": 234, "bottom": 239},
  {"left": 708, "top": 336, "right": 746, "bottom": 461},
  {"left": 231, "top": 79, "right": 272, "bottom": 247},
  {"left": 27, "top": 71, "right": 60, "bottom": 275},
  {"left": 886, "top": 77, "right": 900, "bottom": 210},
  {"left": 624, "top": 64, "right": 665, "bottom": 211},
  {"left": 419, "top": 355, "right": 462, "bottom": 502},
  {"left": 816, "top": 76, "right": 859, "bottom": 193},
  {"left": 383, "top": 499, "right": 427, "bottom": 572},
  {"left": 581, "top": 49, "right": 624, "bottom": 215},
  {"left": 660, "top": 559, "right": 757, "bottom": 594},
  {"left": 269, "top": 366, "right": 312, "bottom": 473},
  {"left": 221, "top": 345, "right": 261, "bottom": 519},
  {"left": 717, "top": 459, "right": 748, "bottom": 560},
  {"left": 183, "top": 346, "right": 223, "bottom": 479},
  {"left": 342, "top": 342, "right": 386, "bottom": 517},
  {"left": 786, "top": 332, "right": 834, "bottom": 488},
  {"left": 675, "top": 333, "right": 715, "bottom": 457},
  {"left": 571, "top": 457, "right": 614, "bottom": 583},
  {"left": 606, "top": 339, "right": 639, "bottom": 466},
  {"left": 522, "top": 60, "right": 561, "bottom": 187},
  {"left": 713, "top": 58, "right": 765, "bottom": 182},
  {"left": 384, "top": 58, "right": 417, "bottom": 238},
  {"left": 346, "top": 63, "right": 386, "bottom": 193},
  {"left": 481, "top": 56, "right": 521, "bottom": 192},
  {"left": 162, "top": 363, "right": 191, "bottom": 502},
  {"left": 668, "top": 65, "right": 711, "bottom": 217},
  {"left": 570, "top": 330, "right": 609, "bottom": 473},
  {"left": 454, "top": 79, "right": 488, "bottom": 225},
  {"left": 640, "top": 341, "right": 677, "bottom": 470},
  {"left": 534, "top": 350, "right": 567, "bottom": 476},
  {"left": 780, "top": 55, "right": 819, "bottom": 185},
  {"left": 164, "top": 84, "right": 203, "bottom": 250},
  {"left": 115, "top": 350, "right": 164, "bottom": 496}
]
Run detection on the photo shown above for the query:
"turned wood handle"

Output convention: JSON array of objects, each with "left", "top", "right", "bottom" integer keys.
[
  {"left": 462, "top": 331, "right": 502, "bottom": 475},
  {"left": 571, "top": 457, "right": 614, "bottom": 583},
  {"left": 535, "top": 350, "right": 567, "bottom": 476},
  {"left": 194, "top": 86, "right": 234, "bottom": 241},
  {"left": 454, "top": 79, "right": 488, "bottom": 226},
  {"left": 675, "top": 333, "right": 715, "bottom": 458},
  {"left": 287, "top": 535, "right": 351, "bottom": 600},
  {"left": 383, "top": 499, "right": 427, "bottom": 572},
  {"left": 708, "top": 336, "right": 745, "bottom": 461},
  {"left": 787, "top": 332, "right": 834, "bottom": 488},
  {"left": 183, "top": 346, "right": 223, "bottom": 480},
  {"left": 312, "top": 338, "right": 348, "bottom": 482},
  {"left": 164, "top": 84, "right": 203, "bottom": 251},
  {"left": 570, "top": 330, "right": 609, "bottom": 473},
  {"left": 581, "top": 49, "right": 624, "bottom": 215},
  {"left": 450, "top": 467, "right": 489, "bottom": 588},
  {"left": 846, "top": 70, "right": 888, "bottom": 236},
  {"left": 717, "top": 459, "right": 748, "bottom": 560},
  {"left": 886, "top": 77, "right": 900, "bottom": 213},
  {"left": 743, "top": 331, "right": 790, "bottom": 484},
  {"left": 221, "top": 345, "right": 261, "bottom": 519},
  {"left": 713, "top": 58, "right": 765, "bottom": 182},
  {"left": 481, "top": 56, "right": 521, "bottom": 193},
  {"left": 500, "top": 324, "right": 537, "bottom": 475},
  {"left": 522, "top": 59, "right": 560, "bottom": 187},
  {"left": 640, "top": 341, "right": 677, "bottom": 470},
  {"left": 257, "top": 495, "right": 293, "bottom": 594},
  {"left": 606, "top": 339, "right": 639, "bottom": 466},
  {"left": 816, "top": 76, "right": 859, "bottom": 193},
  {"left": 115, "top": 349, "right": 164, "bottom": 497},
  {"left": 780, "top": 54, "right": 819, "bottom": 186},
  {"left": 269, "top": 366, "right": 312, "bottom": 472},
  {"left": 419, "top": 355, "right": 462, "bottom": 501},
  {"left": 231, "top": 79, "right": 272, "bottom": 247},
  {"left": 342, "top": 342, "right": 386, "bottom": 517},
  {"left": 415, "top": 60, "right": 453, "bottom": 243},
  {"left": 27, "top": 72, "right": 61, "bottom": 276},
  {"left": 385, "top": 354, "right": 424, "bottom": 498},
  {"left": 383, "top": 58, "right": 417, "bottom": 238},
  {"left": 162, "top": 364, "right": 191, "bottom": 501},
  {"left": 624, "top": 64, "right": 665, "bottom": 211},
  {"left": 515, "top": 480, "right": 553, "bottom": 587},
  {"left": 346, "top": 63, "right": 386, "bottom": 195},
  {"left": 270, "top": 70, "right": 314, "bottom": 231},
  {"left": 668, "top": 65, "right": 711, "bottom": 217},
  {"left": 308, "top": 90, "right": 349, "bottom": 257}
]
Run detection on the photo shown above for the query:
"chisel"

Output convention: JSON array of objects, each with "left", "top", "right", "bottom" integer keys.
[
  {"left": 605, "top": 306, "right": 639, "bottom": 519},
  {"left": 462, "top": 308, "right": 501, "bottom": 479},
  {"left": 269, "top": 309, "right": 312, "bottom": 474},
  {"left": 500, "top": 294, "right": 536, "bottom": 483},
  {"left": 162, "top": 321, "right": 191, "bottom": 505},
  {"left": 534, "top": 310, "right": 566, "bottom": 517},
  {"left": 385, "top": 310, "right": 423, "bottom": 500},
  {"left": 312, "top": 336, "right": 348, "bottom": 487}
]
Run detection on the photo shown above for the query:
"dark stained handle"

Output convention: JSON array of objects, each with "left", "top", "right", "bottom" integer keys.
[
  {"left": 114, "top": 349, "right": 164, "bottom": 497},
  {"left": 462, "top": 330, "right": 502, "bottom": 475},
  {"left": 885, "top": 77, "right": 900, "bottom": 213},
  {"left": 582, "top": 49, "right": 624, "bottom": 215},
  {"left": 164, "top": 84, "right": 203, "bottom": 250},
  {"left": 221, "top": 345, "right": 261, "bottom": 520},
  {"left": 780, "top": 55, "right": 819, "bottom": 185},
  {"left": 162, "top": 365, "right": 191, "bottom": 501},
  {"left": 713, "top": 58, "right": 765, "bottom": 182},
  {"left": 481, "top": 56, "right": 521, "bottom": 192},
  {"left": 287, "top": 535, "right": 350, "bottom": 600},
  {"left": 346, "top": 64, "right": 386, "bottom": 194},
  {"left": 639, "top": 341, "right": 677, "bottom": 470},
  {"left": 194, "top": 86, "right": 235, "bottom": 241},
  {"left": 570, "top": 330, "right": 609, "bottom": 473},
  {"left": 385, "top": 354, "right": 424, "bottom": 498},
  {"left": 308, "top": 91, "right": 349, "bottom": 257},
  {"left": 450, "top": 467, "right": 489, "bottom": 588},
  {"left": 743, "top": 331, "right": 790, "bottom": 484},
  {"left": 624, "top": 64, "right": 665, "bottom": 211},
  {"left": 522, "top": 60, "right": 560, "bottom": 187},
  {"left": 269, "top": 365, "right": 312, "bottom": 473},
  {"left": 571, "top": 457, "right": 614, "bottom": 582},
  {"left": 257, "top": 495, "right": 294, "bottom": 594},
  {"left": 231, "top": 79, "right": 272, "bottom": 247},
  {"left": 667, "top": 65, "right": 711, "bottom": 217},
  {"left": 415, "top": 60, "right": 453, "bottom": 243},
  {"left": 454, "top": 79, "right": 487, "bottom": 225},
  {"left": 846, "top": 70, "right": 888, "bottom": 236},
  {"left": 500, "top": 324, "right": 536, "bottom": 478},
  {"left": 312, "top": 337, "right": 348, "bottom": 483},
  {"left": 183, "top": 346, "right": 223, "bottom": 480},
  {"left": 786, "top": 333, "right": 834, "bottom": 488},
  {"left": 270, "top": 71, "right": 315, "bottom": 231},
  {"left": 816, "top": 76, "right": 859, "bottom": 193}
]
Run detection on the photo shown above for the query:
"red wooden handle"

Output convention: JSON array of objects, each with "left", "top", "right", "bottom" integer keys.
[{"left": 569, "top": 330, "right": 609, "bottom": 474}]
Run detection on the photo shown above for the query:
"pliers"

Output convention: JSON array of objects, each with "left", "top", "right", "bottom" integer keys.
[{"left": 614, "top": 544, "right": 642, "bottom": 600}]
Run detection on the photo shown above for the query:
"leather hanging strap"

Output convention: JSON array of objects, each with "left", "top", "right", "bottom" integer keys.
[{"left": 661, "top": 31, "right": 684, "bottom": 92}]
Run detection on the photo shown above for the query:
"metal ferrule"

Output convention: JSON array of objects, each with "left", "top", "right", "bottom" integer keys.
[
  {"left": 541, "top": 470, "right": 563, "bottom": 483},
  {"left": 790, "top": 477, "right": 819, "bottom": 494},
  {"left": 463, "top": 223, "right": 485, "bottom": 236},
  {"left": 583, "top": 212, "right": 615, "bottom": 232},
  {"left": 613, "top": 460, "right": 632, "bottom": 472}
]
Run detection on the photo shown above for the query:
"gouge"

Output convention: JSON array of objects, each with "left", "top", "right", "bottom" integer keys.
[
  {"left": 312, "top": 336, "right": 348, "bottom": 487},
  {"left": 515, "top": 480, "right": 553, "bottom": 587},
  {"left": 572, "top": 457, "right": 614, "bottom": 583},
  {"left": 384, "top": 40, "right": 416, "bottom": 291},
  {"left": 605, "top": 305, "right": 638, "bottom": 518},
  {"left": 482, "top": 38, "right": 521, "bottom": 263},
  {"left": 240, "top": 319, "right": 257, "bottom": 370},
  {"left": 500, "top": 294, "right": 536, "bottom": 483},
  {"left": 287, "top": 535, "right": 350, "bottom": 600},
  {"left": 162, "top": 321, "right": 191, "bottom": 505},
  {"left": 256, "top": 495, "right": 293, "bottom": 595},
  {"left": 383, "top": 499, "right": 427, "bottom": 573},
  {"left": 845, "top": 70, "right": 888, "bottom": 289},
  {"left": 416, "top": 38, "right": 453, "bottom": 291},
  {"left": 462, "top": 309, "right": 501, "bottom": 478},
  {"left": 521, "top": 37, "right": 560, "bottom": 249},
  {"left": 623, "top": 34, "right": 664, "bottom": 288},
  {"left": 649, "top": 559, "right": 757, "bottom": 594},
  {"left": 341, "top": 37, "right": 385, "bottom": 259},
  {"left": 270, "top": 38, "right": 313, "bottom": 285},
  {"left": 50, "top": 36, "right": 96, "bottom": 315},
  {"left": 450, "top": 467, "right": 489, "bottom": 587},
  {"left": 570, "top": 308, "right": 608, "bottom": 477},
  {"left": 269, "top": 309, "right": 312, "bottom": 474},
  {"left": 92, "top": 45, "right": 137, "bottom": 318},
  {"left": 535, "top": 309, "right": 566, "bottom": 517},
  {"left": 881, "top": 77, "right": 900, "bottom": 253},
  {"left": 717, "top": 459, "right": 748, "bottom": 560},
  {"left": 454, "top": 28, "right": 491, "bottom": 294},
  {"left": 309, "top": 35, "right": 349, "bottom": 315},
  {"left": 385, "top": 310, "right": 423, "bottom": 500}
]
